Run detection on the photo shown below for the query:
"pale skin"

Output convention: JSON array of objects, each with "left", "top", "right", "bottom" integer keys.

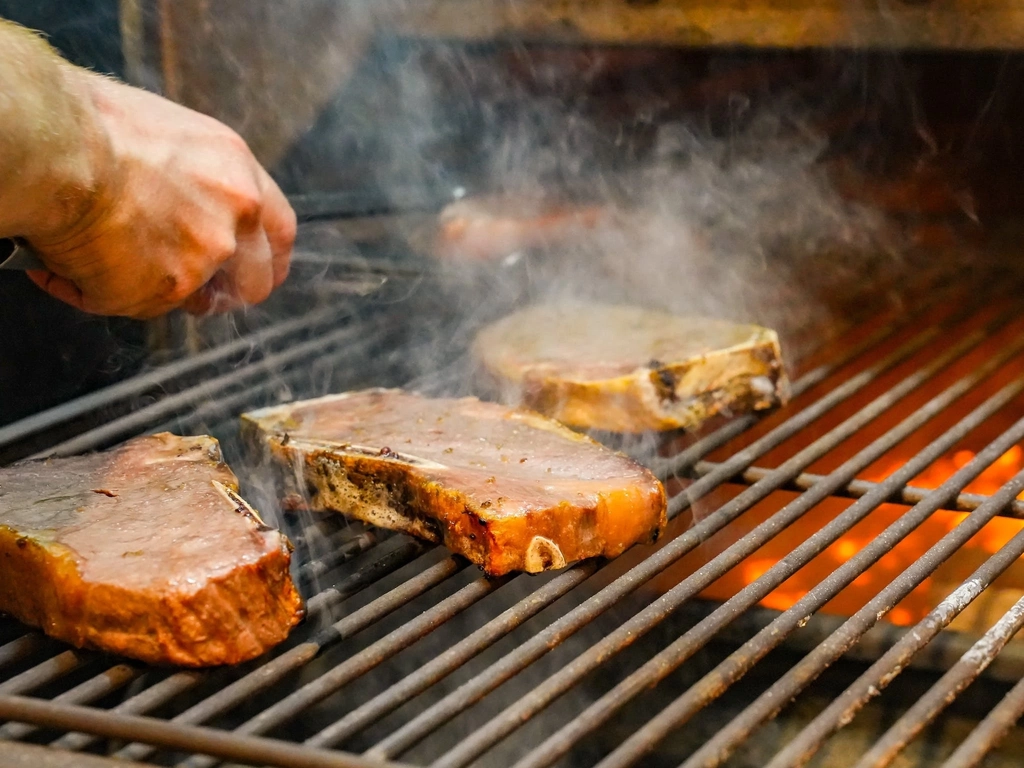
[{"left": 0, "top": 20, "right": 296, "bottom": 319}]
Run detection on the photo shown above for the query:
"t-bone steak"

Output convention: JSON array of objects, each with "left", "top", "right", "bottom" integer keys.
[
  {"left": 0, "top": 433, "right": 304, "bottom": 667},
  {"left": 473, "top": 302, "right": 789, "bottom": 433},
  {"left": 241, "top": 389, "right": 666, "bottom": 577}
]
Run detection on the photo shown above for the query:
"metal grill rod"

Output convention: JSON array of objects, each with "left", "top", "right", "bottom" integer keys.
[
  {"left": 178, "top": 572, "right": 512, "bottom": 768},
  {"left": 49, "top": 670, "right": 203, "bottom": 753},
  {"left": 760, "top": 473, "right": 1024, "bottom": 768},
  {"left": 941, "top": 665, "right": 1024, "bottom": 768},
  {"left": 0, "top": 307, "right": 345, "bottom": 451},
  {"left": 420, "top": 300, "right": 1015, "bottom": 768},
  {"left": 0, "top": 663, "right": 139, "bottom": 742},
  {"left": 511, "top": 347, "right": 1024, "bottom": 768},
  {"left": 0, "top": 695, "right": 415, "bottom": 768},
  {"left": 305, "top": 562, "right": 599, "bottom": 749},
  {"left": 114, "top": 551, "right": 461, "bottom": 763},
  {"left": 673, "top": 430, "right": 1024, "bottom": 767},
  {"left": 0, "top": 634, "right": 44, "bottom": 670},
  {"left": 34, "top": 322, "right": 388, "bottom": 459},
  {"left": 855, "top": 595, "right": 1024, "bottom": 768},
  {"left": 586, "top": 395, "right": 1024, "bottom": 768},
  {"left": 365, "top": 300, "right": 986, "bottom": 761},
  {"left": 697, "top": 461, "right": 1024, "bottom": 519},
  {"left": 44, "top": 536, "right": 427, "bottom": 757},
  {"left": 0, "top": 650, "right": 90, "bottom": 697}
]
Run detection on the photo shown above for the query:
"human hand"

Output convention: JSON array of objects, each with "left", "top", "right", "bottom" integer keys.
[{"left": 24, "top": 71, "right": 296, "bottom": 318}]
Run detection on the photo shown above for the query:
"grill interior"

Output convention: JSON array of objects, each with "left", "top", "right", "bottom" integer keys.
[{"left": 2, "top": 222, "right": 1024, "bottom": 768}]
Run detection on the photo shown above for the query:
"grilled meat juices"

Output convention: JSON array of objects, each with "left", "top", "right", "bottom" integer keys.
[
  {"left": 474, "top": 303, "right": 788, "bottom": 433},
  {"left": 0, "top": 434, "right": 303, "bottom": 667},
  {"left": 242, "top": 390, "right": 666, "bottom": 577}
]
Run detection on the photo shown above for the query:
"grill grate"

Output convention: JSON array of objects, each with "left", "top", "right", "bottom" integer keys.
[{"left": 3, "top": 267, "right": 1024, "bottom": 768}]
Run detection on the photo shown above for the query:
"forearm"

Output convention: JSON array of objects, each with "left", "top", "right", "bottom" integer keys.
[{"left": 0, "top": 19, "right": 110, "bottom": 242}]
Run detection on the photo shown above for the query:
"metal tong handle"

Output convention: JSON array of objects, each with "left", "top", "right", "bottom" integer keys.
[{"left": 0, "top": 238, "right": 46, "bottom": 270}]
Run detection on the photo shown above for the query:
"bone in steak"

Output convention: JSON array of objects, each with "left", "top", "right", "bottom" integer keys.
[
  {"left": 0, "top": 433, "right": 304, "bottom": 667},
  {"left": 473, "top": 302, "right": 789, "bottom": 433},
  {"left": 241, "top": 390, "right": 666, "bottom": 577}
]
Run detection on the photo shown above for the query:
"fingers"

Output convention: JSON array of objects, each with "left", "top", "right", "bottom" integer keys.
[
  {"left": 25, "top": 270, "right": 86, "bottom": 312},
  {"left": 222, "top": 223, "right": 274, "bottom": 306},
  {"left": 181, "top": 170, "right": 292, "bottom": 316},
  {"left": 255, "top": 166, "right": 296, "bottom": 287}
]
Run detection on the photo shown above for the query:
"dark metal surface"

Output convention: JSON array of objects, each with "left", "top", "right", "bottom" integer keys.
[{"left": 4, "top": 269, "right": 1024, "bottom": 768}]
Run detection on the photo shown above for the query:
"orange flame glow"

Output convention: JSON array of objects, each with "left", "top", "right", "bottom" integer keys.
[{"left": 690, "top": 446, "right": 1024, "bottom": 629}]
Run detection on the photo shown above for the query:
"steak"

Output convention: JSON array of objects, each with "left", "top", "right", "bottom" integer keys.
[
  {"left": 0, "top": 433, "right": 304, "bottom": 667},
  {"left": 473, "top": 302, "right": 789, "bottom": 433},
  {"left": 432, "top": 195, "right": 607, "bottom": 262},
  {"left": 241, "top": 390, "right": 666, "bottom": 577}
]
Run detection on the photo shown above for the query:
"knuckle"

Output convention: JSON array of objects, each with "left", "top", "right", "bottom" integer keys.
[
  {"left": 158, "top": 270, "right": 196, "bottom": 305},
  {"left": 235, "top": 190, "right": 262, "bottom": 229},
  {"left": 208, "top": 231, "right": 238, "bottom": 263}
]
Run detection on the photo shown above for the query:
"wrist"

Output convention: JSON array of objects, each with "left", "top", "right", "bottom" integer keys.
[{"left": 19, "top": 65, "right": 117, "bottom": 248}]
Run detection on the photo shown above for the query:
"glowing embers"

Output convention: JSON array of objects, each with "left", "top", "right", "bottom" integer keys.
[
  {"left": 660, "top": 482, "right": 1024, "bottom": 630},
  {"left": 870, "top": 444, "right": 1024, "bottom": 499}
]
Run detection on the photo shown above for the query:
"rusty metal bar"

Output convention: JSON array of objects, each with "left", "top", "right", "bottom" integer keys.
[
  {"left": 34, "top": 321, "right": 387, "bottom": 459},
  {"left": 512, "top": 369, "right": 1024, "bottom": 768},
  {"left": 0, "top": 634, "right": 43, "bottom": 669},
  {"left": 763, "top": 472, "right": 1024, "bottom": 768},
  {"left": 306, "top": 539, "right": 431, "bottom": 617},
  {"left": 4, "top": 740, "right": 160, "bottom": 768},
  {"left": 855, "top": 596, "right": 1024, "bottom": 768},
  {"left": 115, "top": 552, "right": 462, "bottom": 763},
  {"left": 178, "top": 573, "right": 509, "bottom": 768},
  {"left": 660, "top": 324, "right": 941, "bottom": 507},
  {"left": 153, "top": 325, "right": 405, "bottom": 437},
  {"left": 0, "top": 650, "right": 89, "bottom": 696},
  {"left": 0, "top": 663, "right": 139, "bottom": 741},
  {"left": 674, "top": 449, "right": 1024, "bottom": 767},
  {"left": 696, "top": 461, "right": 1024, "bottom": 519},
  {"left": 48, "top": 670, "right": 204, "bottom": 753},
  {"left": 0, "top": 695, "right": 415, "bottom": 768},
  {"left": 941, "top": 673, "right": 1024, "bottom": 768},
  {"left": 368, "top": 300, "right": 994, "bottom": 762},
  {"left": 299, "top": 529, "right": 381, "bottom": 586},
  {"left": 0, "top": 306, "right": 343, "bottom": 452},
  {"left": 306, "top": 561, "right": 600, "bottom": 750}
]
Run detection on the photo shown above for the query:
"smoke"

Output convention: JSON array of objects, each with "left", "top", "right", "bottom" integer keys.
[
  {"left": 318, "top": 44, "right": 908, "bottom": 399},
  {"left": 171, "top": 26, "right": 972, "bottom": 767}
]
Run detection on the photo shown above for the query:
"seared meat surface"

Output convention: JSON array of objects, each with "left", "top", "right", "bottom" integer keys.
[
  {"left": 474, "top": 302, "right": 788, "bottom": 433},
  {"left": 242, "top": 390, "right": 666, "bottom": 577},
  {"left": 0, "top": 433, "right": 303, "bottom": 667}
]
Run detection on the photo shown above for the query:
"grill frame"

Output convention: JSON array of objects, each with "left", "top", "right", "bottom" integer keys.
[{"left": 2, "top": 260, "right": 1024, "bottom": 768}]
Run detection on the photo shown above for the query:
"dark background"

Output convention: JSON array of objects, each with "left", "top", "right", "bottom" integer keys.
[{"left": 0, "top": 0, "right": 146, "bottom": 428}]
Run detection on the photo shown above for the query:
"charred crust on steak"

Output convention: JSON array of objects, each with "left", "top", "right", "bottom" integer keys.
[{"left": 647, "top": 359, "right": 681, "bottom": 403}]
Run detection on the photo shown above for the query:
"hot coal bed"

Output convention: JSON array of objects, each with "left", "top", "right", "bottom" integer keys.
[{"left": 7, "top": 18, "right": 1024, "bottom": 768}]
